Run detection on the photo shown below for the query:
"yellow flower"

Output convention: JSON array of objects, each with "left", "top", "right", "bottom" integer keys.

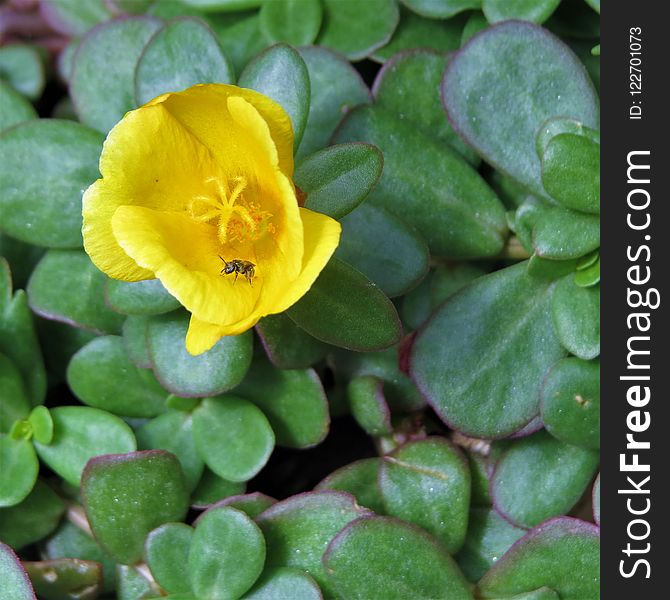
[{"left": 82, "top": 84, "right": 341, "bottom": 355}]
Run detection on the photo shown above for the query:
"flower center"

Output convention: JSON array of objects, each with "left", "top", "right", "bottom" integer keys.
[{"left": 189, "top": 176, "right": 274, "bottom": 245}]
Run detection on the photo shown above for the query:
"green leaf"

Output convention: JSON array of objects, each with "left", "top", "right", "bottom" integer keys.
[
  {"left": 116, "top": 564, "right": 162, "bottom": 600},
  {"left": 295, "top": 143, "right": 383, "bottom": 220},
  {"left": 541, "top": 132, "right": 600, "bottom": 214},
  {"left": 235, "top": 359, "right": 329, "bottom": 448},
  {"left": 105, "top": 278, "right": 180, "bottom": 316},
  {"left": 380, "top": 437, "right": 470, "bottom": 553},
  {"left": 0, "top": 261, "right": 46, "bottom": 406},
  {"left": 0, "top": 481, "right": 65, "bottom": 550},
  {"left": 27, "top": 405, "right": 53, "bottom": 444},
  {"left": 372, "top": 9, "right": 465, "bottom": 62},
  {"left": 552, "top": 277, "right": 599, "bottom": 359},
  {"left": 145, "top": 523, "right": 194, "bottom": 595},
  {"left": 0, "top": 234, "right": 44, "bottom": 290},
  {"left": 82, "top": 450, "right": 190, "bottom": 565},
  {"left": 44, "top": 521, "right": 117, "bottom": 594},
  {"left": 257, "top": 491, "right": 372, "bottom": 597},
  {"left": 0, "top": 81, "right": 36, "bottom": 132},
  {"left": 238, "top": 43, "right": 310, "bottom": 150},
  {"left": 461, "top": 12, "right": 489, "bottom": 45},
  {"left": 515, "top": 198, "right": 600, "bottom": 260},
  {"left": 592, "top": 474, "right": 600, "bottom": 525},
  {"left": 373, "top": 50, "right": 478, "bottom": 166},
  {"left": 317, "top": 0, "right": 399, "bottom": 61},
  {"left": 0, "top": 120, "right": 103, "bottom": 247},
  {"left": 287, "top": 258, "right": 402, "bottom": 351},
  {"left": 455, "top": 508, "right": 526, "bottom": 582},
  {"left": 181, "top": 0, "right": 263, "bottom": 11},
  {"left": 585, "top": 0, "right": 600, "bottom": 14},
  {"left": 28, "top": 250, "right": 124, "bottom": 334},
  {"left": 0, "top": 44, "right": 45, "bottom": 100},
  {"left": 0, "top": 435, "right": 38, "bottom": 507},
  {"left": 135, "top": 17, "right": 234, "bottom": 106},
  {"left": 411, "top": 262, "right": 565, "bottom": 438},
  {"left": 0, "top": 542, "right": 35, "bottom": 600},
  {"left": 208, "top": 11, "right": 266, "bottom": 77},
  {"left": 296, "top": 46, "right": 371, "bottom": 160},
  {"left": 483, "top": 0, "right": 561, "bottom": 24},
  {"left": 136, "top": 410, "right": 204, "bottom": 492},
  {"left": 242, "top": 567, "right": 322, "bottom": 600},
  {"left": 193, "top": 396, "right": 274, "bottom": 482},
  {"left": 492, "top": 431, "right": 599, "bottom": 528},
  {"left": 23, "top": 558, "right": 102, "bottom": 600},
  {"left": 259, "top": 0, "right": 322, "bottom": 46},
  {"left": 41, "top": 0, "right": 111, "bottom": 36},
  {"left": 122, "top": 315, "right": 151, "bottom": 368},
  {"left": 574, "top": 256, "right": 600, "bottom": 287},
  {"left": 477, "top": 518, "right": 599, "bottom": 599},
  {"left": 324, "top": 516, "right": 473, "bottom": 600},
  {"left": 34, "top": 406, "right": 137, "bottom": 486},
  {"left": 334, "top": 105, "right": 507, "bottom": 258},
  {"left": 189, "top": 506, "right": 265, "bottom": 600},
  {"left": 71, "top": 17, "right": 162, "bottom": 132},
  {"left": 0, "top": 353, "right": 30, "bottom": 434},
  {"left": 541, "top": 358, "right": 600, "bottom": 449},
  {"left": 255, "top": 313, "right": 329, "bottom": 369},
  {"left": 347, "top": 375, "right": 392, "bottom": 437},
  {"left": 335, "top": 203, "right": 429, "bottom": 297},
  {"left": 37, "top": 319, "right": 98, "bottom": 385},
  {"left": 401, "top": 0, "right": 481, "bottom": 19},
  {"left": 68, "top": 335, "right": 167, "bottom": 418},
  {"left": 316, "top": 458, "right": 385, "bottom": 514},
  {"left": 191, "top": 468, "right": 246, "bottom": 508},
  {"left": 147, "top": 311, "right": 253, "bottom": 397},
  {"left": 443, "top": 21, "right": 599, "bottom": 200}
]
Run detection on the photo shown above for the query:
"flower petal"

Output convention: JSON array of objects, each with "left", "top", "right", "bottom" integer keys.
[
  {"left": 111, "top": 205, "right": 261, "bottom": 326},
  {"left": 260, "top": 207, "right": 342, "bottom": 315},
  {"left": 83, "top": 103, "right": 215, "bottom": 281},
  {"left": 185, "top": 313, "right": 261, "bottom": 355}
]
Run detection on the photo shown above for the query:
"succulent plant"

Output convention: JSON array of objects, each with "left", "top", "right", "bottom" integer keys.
[{"left": 0, "top": 0, "right": 599, "bottom": 599}]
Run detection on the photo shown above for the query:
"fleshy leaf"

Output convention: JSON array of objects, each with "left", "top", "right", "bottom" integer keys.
[
  {"left": 401, "top": 0, "right": 480, "bottom": 19},
  {"left": 259, "top": 0, "right": 322, "bottom": 46},
  {"left": 347, "top": 375, "right": 392, "bottom": 437},
  {"left": 147, "top": 311, "right": 253, "bottom": 397},
  {"left": 23, "top": 559, "right": 102, "bottom": 600},
  {"left": 71, "top": 17, "right": 162, "bottom": 132},
  {"left": 287, "top": 258, "right": 402, "bottom": 351},
  {"left": 189, "top": 506, "right": 265, "bottom": 600},
  {"left": 235, "top": 359, "right": 329, "bottom": 448},
  {"left": 411, "top": 262, "right": 565, "bottom": 438},
  {"left": 105, "top": 278, "right": 180, "bottom": 316},
  {"left": 0, "top": 121, "right": 103, "bottom": 247},
  {"left": 242, "top": 567, "right": 322, "bottom": 600},
  {"left": 315, "top": 458, "right": 385, "bottom": 514},
  {"left": 82, "top": 450, "right": 190, "bottom": 565},
  {"left": 192, "top": 396, "right": 274, "bottom": 482},
  {"left": 323, "top": 516, "right": 473, "bottom": 599},
  {"left": 541, "top": 358, "right": 599, "bottom": 449},
  {"left": 135, "top": 17, "right": 233, "bottom": 106},
  {"left": 491, "top": 431, "right": 599, "bottom": 528},
  {"left": 33, "top": 406, "right": 137, "bottom": 486},
  {"left": 0, "top": 81, "right": 36, "bottom": 132},
  {"left": 41, "top": 0, "right": 112, "bottom": 36},
  {"left": 443, "top": 21, "right": 599, "bottom": 200},
  {"left": 0, "top": 43, "right": 45, "bottom": 99},
  {"left": 482, "top": 0, "right": 562, "bottom": 24},
  {"left": 295, "top": 143, "right": 383, "bottom": 220},
  {"left": 552, "top": 276, "right": 599, "bottom": 359},
  {"left": 67, "top": 335, "right": 167, "bottom": 417},
  {"left": 477, "top": 518, "right": 599, "bottom": 599},
  {"left": 0, "top": 541, "right": 35, "bottom": 600},
  {"left": 145, "top": 523, "right": 194, "bottom": 595},
  {"left": 0, "top": 435, "right": 38, "bottom": 507},
  {"left": 191, "top": 468, "right": 246, "bottom": 508},
  {"left": 379, "top": 437, "right": 470, "bottom": 553}
]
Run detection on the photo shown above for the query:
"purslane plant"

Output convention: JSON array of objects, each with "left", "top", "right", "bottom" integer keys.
[{"left": 0, "top": 1, "right": 600, "bottom": 599}]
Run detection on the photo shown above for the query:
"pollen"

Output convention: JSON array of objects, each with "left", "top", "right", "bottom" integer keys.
[{"left": 189, "top": 175, "right": 274, "bottom": 244}]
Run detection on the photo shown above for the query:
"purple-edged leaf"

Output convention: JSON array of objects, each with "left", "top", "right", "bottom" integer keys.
[
  {"left": 190, "top": 469, "right": 246, "bottom": 509},
  {"left": 40, "top": 0, "right": 111, "bottom": 36},
  {"left": 201, "top": 492, "right": 277, "bottom": 520},
  {"left": 256, "top": 491, "right": 372, "bottom": 596},
  {"left": 316, "top": 458, "right": 385, "bottom": 514},
  {"left": 401, "top": 0, "right": 479, "bottom": 19},
  {"left": 23, "top": 559, "right": 102, "bottom": 600},
  {"left": 323, "top": 516, "right": 473, "bottom": 599},
  {"left": 477, "top": 517, "right": 599, "bottom": 599},
  {"left": 0, "top": 541, "right": 35, "bottom": 600},
  {"left": 492, "top": 431, "right": 599, "bottom": 528},
  {"left": 443, "top": 21, "right": 599, "bottom": 200},
  {"left": 379, "top": 437, "right": 470, "bottom": 553},
  {"left": 81, "top": 450, "right": 189, "bottom": 565},
  {"left": 411, "top": 262, "right": 565, "bottom": 438},
  {"left": 242, "top": 567, "right": 322, "bottom": 600},
  {"left": 482, "top": 0, "right": 561, "bottom": 24}
]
